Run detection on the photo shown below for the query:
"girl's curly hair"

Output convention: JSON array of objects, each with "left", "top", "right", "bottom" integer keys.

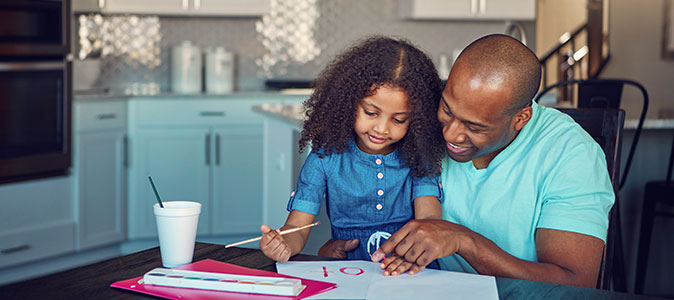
[{"left": 299, "top": 35, "right": 446, "bottom": 177}]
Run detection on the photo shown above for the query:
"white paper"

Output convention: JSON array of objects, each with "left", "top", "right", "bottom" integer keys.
[
  {"left": 276, "top": 260, "right": 498, "bottom": 300},
  {"left": 365, "top": 268, "right": 498, "bottom": 300},
  {"left": 276, "top": 260, "right": 381, "bottom": 299}
]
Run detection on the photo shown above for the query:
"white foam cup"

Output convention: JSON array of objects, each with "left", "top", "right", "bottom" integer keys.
[{"left": 153, "top": 201, "right": 201, "bottom": 268}]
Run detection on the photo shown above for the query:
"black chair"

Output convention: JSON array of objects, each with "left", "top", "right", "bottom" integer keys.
[
  {"left": 634, "top": 130, "right": 674, "bottom": 294},
  {"left": 556, "top": 108, "right": 626, "bottom": 291},
  {"left": 534, "top": 79, "right": 649, "bottom": 292}
]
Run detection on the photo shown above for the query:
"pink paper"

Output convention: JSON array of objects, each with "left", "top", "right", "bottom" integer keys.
[{"left": 110, "top": 259, "right": 336, "bottom": 300}]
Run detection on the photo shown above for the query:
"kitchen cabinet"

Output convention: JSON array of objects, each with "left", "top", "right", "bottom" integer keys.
[
  {"left": 72, "top": 0, "right": 270, "bottom": 17},
  {"left": 399, "top": 0, "right": 535, "bottom": 20},
  {"left": 0, "top": 177, "right": 75, "bottom": 269},
  {"left": 126, "top": 99, "right": 268, "bottom": 239},
  {"left": 73, "top": 100, "right": 127, "bottom": 250}
]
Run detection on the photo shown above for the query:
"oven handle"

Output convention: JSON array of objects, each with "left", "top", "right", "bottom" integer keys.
[{"left": 0, "top": 62, "right": 65, "bottom": 71}]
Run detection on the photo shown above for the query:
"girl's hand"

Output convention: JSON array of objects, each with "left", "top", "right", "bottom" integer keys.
[
  {"left": 259, "top": 224, "right": 292, "bottom": 262},
  {"left": 379, "top": 253, "right": 426, "bottom": 276}
]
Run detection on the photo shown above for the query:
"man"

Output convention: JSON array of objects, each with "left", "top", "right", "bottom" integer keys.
[{"left": 319, "top": 34, "right": 614, "bottom": 288}]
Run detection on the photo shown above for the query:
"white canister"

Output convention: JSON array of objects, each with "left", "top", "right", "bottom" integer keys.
[
  {"left": 205, "top": 47, "right": 234, "bottom": 94},
  {"left": 171, "top": 41, "right": 202, "bottom": 94}
]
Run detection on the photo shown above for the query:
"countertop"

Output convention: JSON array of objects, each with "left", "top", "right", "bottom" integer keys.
[
  {"left": 73, "top": 91, "right": 311, "bottom": 102},
  {"left": 251, "top": 103, "right": 674, "bottom": 130}
]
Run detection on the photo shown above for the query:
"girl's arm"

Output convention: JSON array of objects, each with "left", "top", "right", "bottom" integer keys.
[
  {"left": 259, "top": 210, "right": 316, "bottom": 262},
  {"left": 413, "top": 196, "right": 442, "bottom": 220}
]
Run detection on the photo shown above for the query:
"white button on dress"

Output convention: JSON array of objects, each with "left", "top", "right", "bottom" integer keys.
[
  {"left": 377, "top": 172, "right": 384, "bottom": 179},
  {"left": 376, "top": 203, "right": 383, "bottom": 210},
  {"left": 377, "top": 189, "right": 384, "bottom": 196},
  {"left": 375, "top": 158, "right": 382, "bottom": 165}
]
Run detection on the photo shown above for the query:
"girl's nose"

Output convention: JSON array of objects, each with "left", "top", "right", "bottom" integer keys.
[{"left": 373, "top": 119, "right": 389, "bottom": 134}]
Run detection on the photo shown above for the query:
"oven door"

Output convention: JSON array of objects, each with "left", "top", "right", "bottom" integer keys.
[
  {"left": 0, "top": 0, "right": 69, "bottom": 57},
  {"left": 0, "top": 61, "right": 71, "bottom": 182}
]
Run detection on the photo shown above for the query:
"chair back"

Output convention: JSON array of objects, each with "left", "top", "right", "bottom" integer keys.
[{"left": 557, "top": 108, "right": 625, "bottom": 290}]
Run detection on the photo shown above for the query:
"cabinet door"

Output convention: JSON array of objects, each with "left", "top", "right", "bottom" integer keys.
[
  {"left": 92, "top": 0, "right": 189, "bottom": 14},
  {"left": 76, "top": 131, "right": 127, "bottom": 250},
  {"left": 478, "top": 0, "right": 535, "bottom": 20},
  {"left": 190, "top": 0, "right": 270, "bottom": 16},
  {"left": 128, "top": 129, "right": 211, "bottom": 239},
  {"left": 211, "top": 125, "right": 264, "bottom": 235},
  {"left": 400, "top": 0, "right": 476, "bottom": 19}
]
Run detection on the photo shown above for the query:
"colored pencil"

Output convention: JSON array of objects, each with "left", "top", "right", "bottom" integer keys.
[{"left": 224, "top": 222, "right": 320, "bottom": 248}]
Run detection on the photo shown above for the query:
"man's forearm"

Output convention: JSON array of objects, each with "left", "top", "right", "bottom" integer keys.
[{"left": 457, "top": 228, "right": 601, "bottom": 288}]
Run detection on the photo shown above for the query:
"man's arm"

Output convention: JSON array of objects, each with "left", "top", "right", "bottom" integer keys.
[{"left": 372, "top": 220, "right": 604, "bottom": 288}]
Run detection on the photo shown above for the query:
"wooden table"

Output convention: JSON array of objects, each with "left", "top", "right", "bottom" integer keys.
[{"left": 0, "top": 242, "right": 659, "bottom": 299}]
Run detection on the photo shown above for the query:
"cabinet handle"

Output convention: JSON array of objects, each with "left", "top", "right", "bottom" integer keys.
[
  {"left": 479, "top": 0, "right": 486, "bottom": 14},
  {"left": 199, "top": 111, "right": 225, "bottom": 117},
  {"left": 98, "top": 0, "right": 106, "bottom": 9},
  {"left": 471, "top": 0, "right": 478, "bottom": 14},
  {"left": 194, "top": 0, "right": 201, "bottom": 9},
  {"left": 215, "top": 133, "right": 220, "bottom": 166},
  {"left": 182, "top": 0, "right": 189, "bottom": 10},
  {"left": 205, "top": 133, "right": 211, "bottom": 165},
  {"left": 97, "top": 113, "right": 117, "bottom": 120},
  {"left": 1, "top": 244, "right": 31, "bottom": 254},
  {"left": 123, "top": 135, "right": 129, "bottom": 168}
]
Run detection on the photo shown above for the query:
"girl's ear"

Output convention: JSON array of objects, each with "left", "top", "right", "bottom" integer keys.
[{"left": 513, "top": 106, "right": 532, "bottom": 131}]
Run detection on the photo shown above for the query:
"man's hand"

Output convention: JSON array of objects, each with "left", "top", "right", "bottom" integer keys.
[
  {"left": 379, "top": 253, "right": 426, "bottom": 276},
  {"left": 371, "top": 219, "right": 468, "bottom": 269},
  {"left": 317, "top": 239, "right": 359, "bottom": 259}
]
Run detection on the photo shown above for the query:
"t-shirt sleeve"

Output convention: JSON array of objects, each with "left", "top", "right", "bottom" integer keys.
[
  {"left": 538, "top": 140, "right": 615, "bottom": 242},
  {"left": 286, "top": 151, "right": 326, "bottom": 216},
  {"left": 411, "top": 173, "right": 444, "bottom": 203}
]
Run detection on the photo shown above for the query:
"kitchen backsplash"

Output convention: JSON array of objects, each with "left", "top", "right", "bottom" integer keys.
[{"left": 74, "top": 0, "right": 535, "bottom": 94}]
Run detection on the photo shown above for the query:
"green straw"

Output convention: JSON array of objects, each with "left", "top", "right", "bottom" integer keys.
[{"left": 148, "top": 176, "right": 164, "bottom": 208}]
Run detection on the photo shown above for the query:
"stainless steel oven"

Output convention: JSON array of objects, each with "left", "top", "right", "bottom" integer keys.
[
  {"left": 0, "top": 0, "right": 69, "bottom": 57},
  {"left": 0, "top": 0, "right": 71, "bottom": 183}
]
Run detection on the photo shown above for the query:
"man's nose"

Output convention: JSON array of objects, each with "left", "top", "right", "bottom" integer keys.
[{"left": 444, "top": 119, "right": 467, "bottom": 143}]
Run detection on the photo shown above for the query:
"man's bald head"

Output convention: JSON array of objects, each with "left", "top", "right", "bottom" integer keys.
[{"left": 452, "top": 34, "right": 541, "bottom": 115}]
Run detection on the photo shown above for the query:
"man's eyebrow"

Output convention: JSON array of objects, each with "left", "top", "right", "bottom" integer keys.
[{"left": 440, "top": 95, "right": 488, "bottom": 128}]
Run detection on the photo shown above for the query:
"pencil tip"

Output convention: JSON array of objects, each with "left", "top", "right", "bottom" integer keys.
[{"left": 315, "top": 221, "right": 320, "bottom": 225}]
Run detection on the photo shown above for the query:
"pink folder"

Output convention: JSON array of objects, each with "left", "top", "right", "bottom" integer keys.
[{"left": 111, "top": 259, "right": 337, "bottom": 300}]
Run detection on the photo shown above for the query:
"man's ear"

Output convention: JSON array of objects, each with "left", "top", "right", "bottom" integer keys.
[{"left": 513, "top": 106, "right": 533, "bottom": 131}]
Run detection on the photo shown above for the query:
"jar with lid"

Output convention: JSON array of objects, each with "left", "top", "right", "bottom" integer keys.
[{"left": 205, "top": 47, "right": 234, "bottom": 94}]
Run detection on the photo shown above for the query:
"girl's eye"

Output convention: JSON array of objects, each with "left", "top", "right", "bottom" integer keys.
[
  {"left": 393, "top": 118, "right": 407, "bottom": 124},
  {"left": 364, "top": 109, "right": 376, "bottom": 116}
]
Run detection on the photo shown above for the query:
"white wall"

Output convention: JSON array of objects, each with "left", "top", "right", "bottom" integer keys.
[{"left": 603, "top": 0, "right": 674, "bottom": 120}]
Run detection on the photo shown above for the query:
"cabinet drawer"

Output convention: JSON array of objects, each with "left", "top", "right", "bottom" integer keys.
[
  {"left": 76, "top": 101, "right": 127, "bottom": 131},
  {"left": 134, "top": 100, "right": 263, "bottom": 127},
  {"left": 0, "top": 221, "right": 75, "bottom": 268}
]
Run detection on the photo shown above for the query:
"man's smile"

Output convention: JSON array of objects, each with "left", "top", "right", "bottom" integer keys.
[{"left": 446, "top": 142, "right": 470, "bottom": 154}]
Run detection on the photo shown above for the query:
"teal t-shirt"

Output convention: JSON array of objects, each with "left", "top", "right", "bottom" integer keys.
[{"left": 438, "top": 101, "right": 615, "bottom": 273}]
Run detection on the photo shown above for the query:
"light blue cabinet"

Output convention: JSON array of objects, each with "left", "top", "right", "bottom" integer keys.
[
  {"left": 126, "top": 97, "right": 291, "bottom": 240},
  {"left": 73, "top": 100, "right": 127, "bottom": 251}
]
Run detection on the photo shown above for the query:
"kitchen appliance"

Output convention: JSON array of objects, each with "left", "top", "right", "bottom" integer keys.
[
  {"left": 0, "top": 0, "right": 72, "bottom": 183},
  {"left": 171, "top": 41, "right": 202, "bottom": 94},
  {"left": 204, "top": 47, "right": 234, "bottom": 94}
]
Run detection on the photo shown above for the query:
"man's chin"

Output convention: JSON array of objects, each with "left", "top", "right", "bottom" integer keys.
[{"left": 447, "top": 152, "right": 473, "bottom": 163}]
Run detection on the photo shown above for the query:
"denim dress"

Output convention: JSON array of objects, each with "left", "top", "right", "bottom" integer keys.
[{"left": 287, "top": 141, "right": 443, "bottom": 265}]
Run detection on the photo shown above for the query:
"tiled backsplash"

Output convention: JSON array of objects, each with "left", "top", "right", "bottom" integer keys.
[{"left": 74, "top": 0, "right": 534, "bottom": 94}]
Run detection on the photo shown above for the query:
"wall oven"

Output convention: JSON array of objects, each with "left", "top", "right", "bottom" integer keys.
[{"left": 0, "top": 0, "right": 71, "bottom": 183}]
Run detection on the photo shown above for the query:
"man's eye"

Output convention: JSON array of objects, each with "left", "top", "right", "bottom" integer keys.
[{"left": 467, "top": 126, "right": 482, "bottom": 133}]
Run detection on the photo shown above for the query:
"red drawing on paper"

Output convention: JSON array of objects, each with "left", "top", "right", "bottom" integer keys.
[
  {"left": 322, "top": 266, "right": 328, "bottom": 277},
  {"left": 339, "top": 267, "right": 364, "bottom": 276}
]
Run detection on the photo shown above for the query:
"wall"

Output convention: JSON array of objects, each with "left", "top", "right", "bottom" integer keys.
[
  {"left": 603, "top": 0, "right": 674, "bottom": 120},
  {"left": 74, "top": 0, "right": 535, "bottom": 94}
]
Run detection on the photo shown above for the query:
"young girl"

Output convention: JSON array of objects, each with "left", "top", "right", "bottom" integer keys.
[{"left": 260, "top": 36, "right": 446, "bottom": 269}]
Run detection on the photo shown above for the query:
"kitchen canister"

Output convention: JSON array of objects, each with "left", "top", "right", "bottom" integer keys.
[
  {"left": 205, "top": 47, "right": 234, "bottom": 94},
  {"left": 171, "top": 41, "right": 202, "bottom": 94}
]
